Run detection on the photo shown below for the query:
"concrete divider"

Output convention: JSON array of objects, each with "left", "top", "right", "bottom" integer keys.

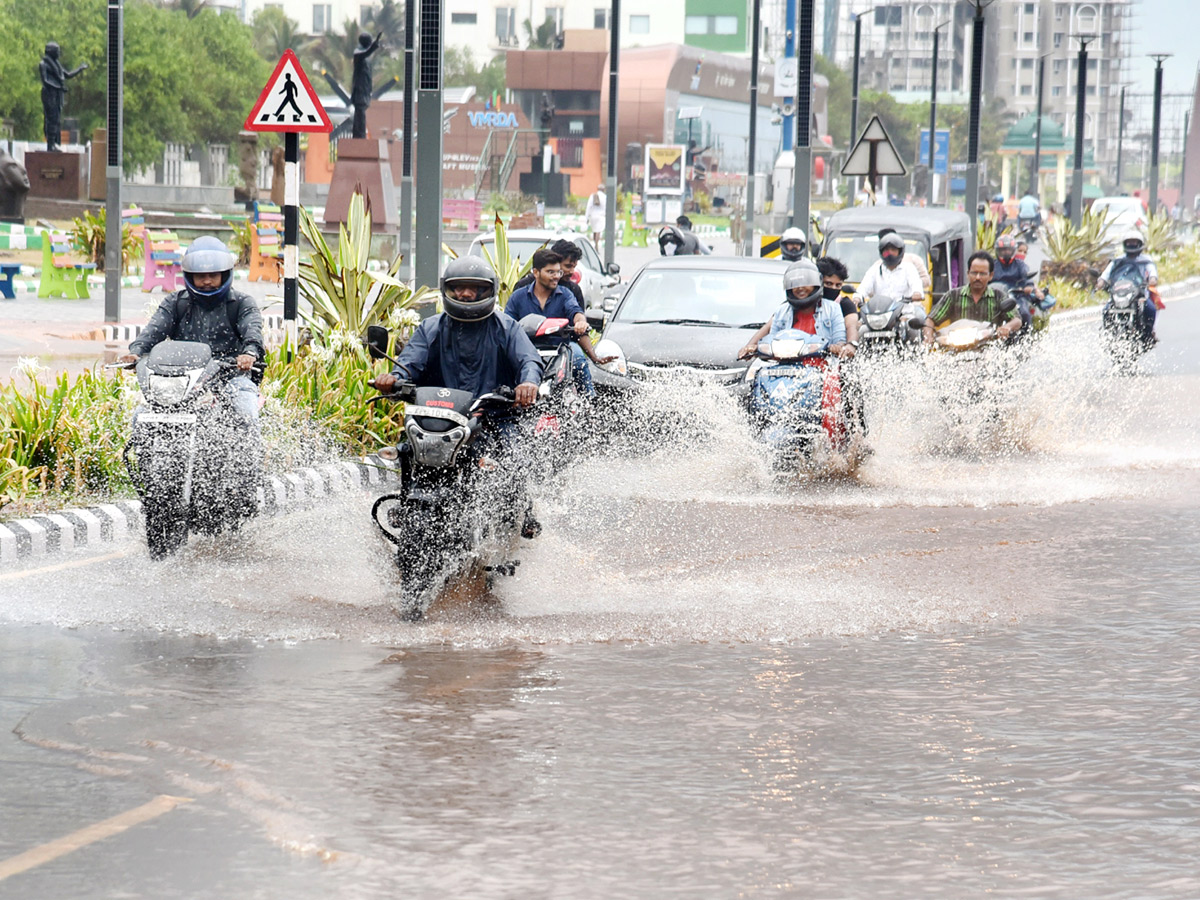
[{"left": 0, "top": 454, "right": 400, "bottom": 567}]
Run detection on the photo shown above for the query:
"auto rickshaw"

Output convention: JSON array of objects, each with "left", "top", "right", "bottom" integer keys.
[{"left": 817, "top": 207, "right": 973, "bottom": 311}]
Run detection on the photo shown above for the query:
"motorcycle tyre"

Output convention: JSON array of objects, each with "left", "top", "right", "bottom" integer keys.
[{"left": 144, "top": 493, "right": 189, "bottom": 560}]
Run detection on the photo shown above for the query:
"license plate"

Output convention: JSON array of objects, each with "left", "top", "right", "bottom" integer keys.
[{"left": 138, "top": 413, "right": 197, "bottom": 424}]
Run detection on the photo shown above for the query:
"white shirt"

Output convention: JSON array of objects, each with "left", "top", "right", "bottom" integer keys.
[
  {"left": 585, "top": 190, "right": 606, "bottom": 227},
  {"left": 853, "top": 259, "right": 924, "bottom": 305}
]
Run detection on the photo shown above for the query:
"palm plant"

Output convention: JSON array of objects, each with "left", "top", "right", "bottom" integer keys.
[
  {"left": 251, "top": 6, "right": 315, "bottom": 62},
  {"left": 70, "top": 208, "right": 140, "bottom": 273},
  {"left": 312, "top": 20, "right": 363, "bottom": 87},
  {"left": 297, "top": 192, "right": 432, "bottom": 339},
  {"left": 1143, "top": 209, "right": 1182, "bottom": 256},
  {"left": 1041, "top": 209, "right": 1115, "bottom": 286}
]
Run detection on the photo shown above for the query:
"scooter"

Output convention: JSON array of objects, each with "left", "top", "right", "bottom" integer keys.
[
  {"left": 363, "top": 326, "right": 530, "bottom": 622},
  {"left": 1100, "top": 276, "right": 1155, "bottom": 369},
  {"left": 856, "top": 294, "right": 925, "bottom": 352},
  {"left": 118, "top": 341, "right": 263, "bottom": 560},
  {"left": 744, "top": 332, "right": 846, "bottom": 467}
]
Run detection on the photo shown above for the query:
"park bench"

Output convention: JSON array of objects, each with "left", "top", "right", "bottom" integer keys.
[
  {"left": 141, "top": 228, "right": 184, "bottom": 292},
  {"left": 38, "top": 230, "right": 93, "bottom": 299},
  {"left": 442, "top": 198, "right": 482, "bottom": 231},
  {"left": 620, "top": 212, "right": 651, "bottom": 248},
  {"left": 0, "top": 262, "right": 20, "bottom": 299},
  {"left": 248, "top": 201, "right": 283, "bottom": 283}
]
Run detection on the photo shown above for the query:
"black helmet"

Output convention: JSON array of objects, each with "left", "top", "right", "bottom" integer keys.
[
  {"left": 440, "top": 256, "right": 499, "bottom": 322},
  {"left": 181, "top": 235, "right": 235, "bottom": 299},
  {"left": 658, "top": 225, "right": 685, "bottom": 256},
  {"left": 878, "top": 232, "right": 905, "bottom": 266}
]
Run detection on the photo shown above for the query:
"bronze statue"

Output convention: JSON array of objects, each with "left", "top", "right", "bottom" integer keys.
[
  {"left": 351, "top": 31, "right": 382, "bottom": 139},
  {"left": 0, "top": 146, "right": 30, "bottom": 221},
  {"left": 39, "top": 42, "right": 88, "bottom": 152}
]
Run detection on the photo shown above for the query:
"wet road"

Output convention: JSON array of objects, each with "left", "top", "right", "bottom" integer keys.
[{"left": 2, "top": 295, "right": 1199, "bottom": 898}]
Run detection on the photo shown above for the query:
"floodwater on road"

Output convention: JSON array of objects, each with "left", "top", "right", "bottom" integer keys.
[{"left": 2, "top": 311, "right": 1199, "bottom": 898}]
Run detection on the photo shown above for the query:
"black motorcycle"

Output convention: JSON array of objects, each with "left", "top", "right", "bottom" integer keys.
[
  {"left": 856, "top": 294, "right": 924, "bottom": 352},
  {"left": 1100, "top": 275, "right": 1155, "bottom": 369},
  {"left": 364, "top": 326, "right": 531, "bottom": 621},
  {"left": 119, "top": 341, "right": 263, "bottom": 559}
]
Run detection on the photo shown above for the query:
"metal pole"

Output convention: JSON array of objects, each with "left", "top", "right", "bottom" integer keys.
[
  {"left": 104, "top": 0, "right": 123, "bottom": 323},
  {"left": 965, "top": 1, "right": 985, "bottom": 246},
  {"left": 283, "top": 132, "right": 298, "bottom": 358},
  {"left": 1180, "top": 111, "right": 1189, "bottom": 210},
  {"left": 850, "top": 14, "right": 861, "bottom": 151},
  {"left": 1149, "top": 55, "right": 1170, "bottom": 216},
  {"left": 1115, "top": 85, "right": 1126, "bottom": 190},
  {"left": 399, "top": 0, "right": 415, "bottom": 281},
  {"left": 1031, "top": 55, "right": 1045, "bottom": 196},
  {"left": 927, "top": 24, "right": 940, "bottom": 204},
  {"left": 414, "top": 0, "right": 444, "bottom": 289},
  {"left": 744, "top": 0, "right": 761, "bottom": 256},
  {"left": 792, "top": 0, "right": 814, "bottom": 229},
  {"left": 1069, "top": 37, "right": 1090, "bottom": 228},
  {"left": 782, "top": 0, "right": 796, "bottom": 153},
  {"left": 603, "top": 0, "right": 620, "bottom": 267}
]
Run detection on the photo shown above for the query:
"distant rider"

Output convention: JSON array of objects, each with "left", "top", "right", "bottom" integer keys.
[
  {"left": 779, "top": 226, "right": 807, "bottom": 261},
  {"left": 119, "top": 236, "right": 263, "bottom": 424},
  {"left": 992, "top": 234, "right": 1044, "bottom": 330},
  {"left": 922, "top": 251, "right": 1022, "bottom": 344},
  {"left": 1096, "top": 229, "right": 1161, "bottom": 344},
  {"left": 737, "top": 259, "right": 847, "bottom": 359},
  {"left": 852, "top": 232, "right": 924, "bottom": 312},
  {"left": 658, "top": 223, "right": 710, "bottom": 256},
  {"left": 1017, "top": 191, "right": 1041, "bottom": 232},
  {"left": 675, "top": 215, "right": 713, "bottom": 254},
  {"left": 878, "top": 227, "right": 930, "bottom": 290}
]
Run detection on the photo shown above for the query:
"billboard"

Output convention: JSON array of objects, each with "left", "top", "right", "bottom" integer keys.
[{"left": 644, "top": 143, "right": 687, "bottom": 195}]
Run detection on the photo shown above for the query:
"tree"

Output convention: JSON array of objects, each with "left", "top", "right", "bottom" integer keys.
[
  {"left": 251, "top": 6, "right": 314, "bottom": 63},
  {"left": 312, "top": 19, "right": 363, "bottom": 88},
  {"left": 162, "top": 0, "right": 210, "bottom": 19},
  {"left": 523, "top": 16, "right": 557, "bottom": 50},
  {"left": 443, "top": 46, "right": 506, "bottom": 99}
]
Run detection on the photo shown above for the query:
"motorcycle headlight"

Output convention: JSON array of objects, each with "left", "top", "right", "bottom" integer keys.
[
  {"left": 594, "top": 339, "right": 627, "bottom": 376},
  {"left": 942, "top": 329, "right": 982, "bottom": 349},
  {"left": 147, "top": 374, "right": 190, "bottom": 406},
  {"left": 865, "top": 313, "right": 892, "bottom": 330}
]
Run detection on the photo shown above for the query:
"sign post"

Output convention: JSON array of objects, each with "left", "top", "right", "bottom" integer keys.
[
  {"left": 840, "top": 115, "right": 906, "bottom": 202},
  {"left": 245, "top": 50, "right": 332, "bottom": 358}
]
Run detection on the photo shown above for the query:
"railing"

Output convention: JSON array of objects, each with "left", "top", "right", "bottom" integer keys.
[
  {"left": 497, "top": 129, "right": 543, "bottom": 195},
  {"left": 472, "top": 130, "right": 496, "bottom": 197}
]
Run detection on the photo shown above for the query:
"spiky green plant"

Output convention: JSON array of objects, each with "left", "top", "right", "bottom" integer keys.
[
  {"left": 1143, "top": 210, "right": 1182, "bottom": 256},
  {"left": 298, "top": 192, "right": 433, "bottom": 339},
  {"left": 1041, "top": 210, "right": 1115, "bottom": 286},
  {"left": 69, "top": 208, "right": 140, "bottom": 273}
]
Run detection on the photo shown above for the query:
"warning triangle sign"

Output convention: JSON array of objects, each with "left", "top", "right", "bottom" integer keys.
[
  {"left": 245, "top": 50, "right": 332, "bottom": 134},
  {"left": 841, "top": 115, "right": 907, "bottom": 177}
]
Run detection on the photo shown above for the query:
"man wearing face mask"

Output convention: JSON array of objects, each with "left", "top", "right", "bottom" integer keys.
[
  {"left": 852, "top": 232, "right": 924, "bottom": 313},
  {"left": 737, "top": 259, "right": 847, "bottom": 359}
]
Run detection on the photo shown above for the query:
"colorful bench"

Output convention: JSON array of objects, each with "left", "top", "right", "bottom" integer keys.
[
  {"left": 38, "top": 230, "right": 94, "bottom": 299},
  {"left": 141, "top": 229, "right": 184, "bottom": 292},
  {"left": 620, "top": 213, "right": 650, "bottom": 248},
  {"left": 248, "top": 201, "right": 283, "bottom": 283},
  {"left": 442, "top": 198, "right": 483, "bottom": 231},
  {"left": 0, "top": 262, "right": 20, "bottom": 299}
]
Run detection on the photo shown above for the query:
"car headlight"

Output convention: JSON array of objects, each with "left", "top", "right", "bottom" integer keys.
[{"left": 594, "top": 339, "right": 627, "bottom": 376}]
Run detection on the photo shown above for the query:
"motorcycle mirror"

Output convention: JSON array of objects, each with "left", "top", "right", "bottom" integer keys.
[
  {"left": 585, "top": 309, "right": 606, "bottom": 332},
  {"left": 906, "top": 314, "right": 927, "bottom": 331},
  {"left": 365, "top": 325, "right": 392, "bottom": 361},
  {"left": 999, "top": 296, "right": 1018, "bottom": 313}
]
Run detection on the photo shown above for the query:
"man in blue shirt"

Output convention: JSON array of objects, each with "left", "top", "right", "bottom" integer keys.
[
  {"left": 505, "top": 248, "right": 613, "bottom": 396},
  {"left": 1017, "top": 192, "right": 1041, "bottom": 227}
]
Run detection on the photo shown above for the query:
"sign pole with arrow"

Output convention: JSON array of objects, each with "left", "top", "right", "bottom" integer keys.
[
  {"left": 244, "top": 49, "right": 332, "bottom": 358},
  {"left": 840, "top": 115, "right": 907, "bottom": 203}
]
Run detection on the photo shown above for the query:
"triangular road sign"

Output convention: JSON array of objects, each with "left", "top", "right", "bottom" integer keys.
[
  {"left": 245, "top": 50, "right": 332, "bottom": 133},
  {"left": 841, "top": 115, "right": 907, "bottom": 178}
]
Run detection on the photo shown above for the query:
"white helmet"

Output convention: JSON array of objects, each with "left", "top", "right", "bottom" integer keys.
[
  {"left": 780, "top": 226, "right": 807, "bottom": 261},
  {"left": 1121, "top": 228, "right": 1145, "bottom": 256}
]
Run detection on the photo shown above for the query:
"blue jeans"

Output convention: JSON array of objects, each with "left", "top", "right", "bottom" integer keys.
[{"left": 568, "top": 343, "right": 595, "bottom": 398}]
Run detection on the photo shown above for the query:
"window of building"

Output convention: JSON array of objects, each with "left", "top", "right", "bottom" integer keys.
[
  {"left": 1022, "top": 58, "right": 1034, "bottom": 69},
  {"left": 546, "top": 6, "right": 564, "bottom": 32},
  {"left": 594, "top": 7, "right": 610, "bottom": 29},
  {"left": 1021, "top": 85, "right": 1033, "bottom": 95},
  {"left": 1052, "top": 85, "right": 1062, "bottom": 96},
  {"left": 1055, "top": 3, "right": 1065, "bottom": 18},
  {"left": 685, "top": 15, "right": 737, "bottom": 34},
  {"left": 1076, "top": 4, "right": 1098, "bottom": 33},
  {"left": 1023, "top": 31, "right": 1034, "bottom": 43},
  {"left": 1053, "top": 32, "right": 1063, "bottom": 47},
  {"left": 451, "top": 12, "right": 478, "bottom": 25},
  {"left": 1053, "top": 59, "right": 1064, "bottom": 74},
  {"left": 1025, "top": 2, "right": 1036, "bottom": 12},
  {"left": 629, "top": 14, "right": 649, "bottom": 33},
  {"left": 495, "top": 7, "right": 516, "bottom": 43},
  {"left": 313, "top": 4, "right": 332, "bottom": 32},
  {"left": 714, "top": 15, "right": 737, "bottom": 34}
]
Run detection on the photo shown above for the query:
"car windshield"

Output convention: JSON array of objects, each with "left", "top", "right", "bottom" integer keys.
[
  {"left": 474, "top": 238, "right": 552, "bottom": 265},
  {"left": 613, "top": 267, "right": 785, "bottom": 328},
  {"left": 826, "top": 234, "right": 928, "bottom": 283}
]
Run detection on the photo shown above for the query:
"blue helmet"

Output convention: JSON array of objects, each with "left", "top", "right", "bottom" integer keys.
[{"left": 182, "top": 236, "right": 235, "bottom": 298}]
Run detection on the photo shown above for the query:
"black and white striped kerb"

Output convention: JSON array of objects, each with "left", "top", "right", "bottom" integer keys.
[
  {"left": 0, "top": 456, "right": 400, "bottom": 566},
  {"left": 283, "top": 131, "right": 300, "bottom": 356},
  {"left": 101, "top": 315, "right": 286, "bottom": 345}
]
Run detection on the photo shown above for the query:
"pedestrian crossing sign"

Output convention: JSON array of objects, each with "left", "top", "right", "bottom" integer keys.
[{"left": 245, "top": 50, "right": 332, "bottom": 133}]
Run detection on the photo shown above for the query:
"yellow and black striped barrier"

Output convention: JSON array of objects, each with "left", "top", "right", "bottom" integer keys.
[{"left": 760, "top": 235, "right": 781, "bottom": 258}]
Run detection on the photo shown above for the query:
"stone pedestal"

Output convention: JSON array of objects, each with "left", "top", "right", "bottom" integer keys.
[
  {"left": 325, "top": 139, "right": 398, "bottom": 227},
  {"left": 25, "top": 151, "right": 85, "bottom": 201}
]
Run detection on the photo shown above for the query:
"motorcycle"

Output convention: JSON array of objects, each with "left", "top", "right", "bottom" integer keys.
[
  {"left": 364, "top": 326, "right": 531, "bottom": 622},
  {"left": 118, "top": 341, "right": 263, "bottom": 560},
  {"left": 1015, "top": 216, "right": 1040, "bottom": 244},
  {"left": 856, "top": 293, "right": 924, "bottom": 352},
  {"left": 744, "top": 333, "right": 846, "bottom": 467},
  {"left": 1100, "top": 276, "right": 1154, "bottom": 368}
]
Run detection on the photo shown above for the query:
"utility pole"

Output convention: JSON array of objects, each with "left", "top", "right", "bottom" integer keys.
[
  {"left": 398, "top": 0, "right": 415, "bottom": 281},
  {"left": 414, "top": 0, "right": 445, "bottom": 289},
  {"left": 603, "top": 0, "right": 620, "bottom": 267},
  {"left": 965, "top": 1, "right": 987, "bottom": 244},
  {"left": 1031, "top": 54, "right": 1047, "bottom": 196},
  {"left": 104, "top": 0, "right": 123, "bottom": 323},
  {"left": 1181, "top": 111, "right": 1190, "bottom": 210},
  {"left": 1149, "top": 54, "right": 1171, "bottom": 216},
  {"left": 927, "top": 20, "right": 949, "bottom": 205},
  {"left": 1069, "top": 35, "right": 1092, "bottom": 228},
  {"left": 744, "top": 0, "right": 761, "bottom": 256},
  {"left": 782, "top": 0, "right": 796, "bottom": 153},
  {"left": 1115, "top": 85, "right": 1126, "bottom": 190},
  {"left": 792, "top": 0, "right": 814, "bottom": 230},
  {"left": 850, "top": 14, "right": 861, "bottom": 152}
]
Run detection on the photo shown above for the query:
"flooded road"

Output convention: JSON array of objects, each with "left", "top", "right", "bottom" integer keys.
[{"left": 3, "top": 300, "right": 1200, "bottom": 897}]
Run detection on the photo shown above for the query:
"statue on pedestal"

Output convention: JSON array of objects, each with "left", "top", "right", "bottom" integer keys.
[
  {"left": 39, "top": 42, "right": 88, "bottom": 152},
  {"left": 351, "top": 31, "right": 382, "bottom": 139}
]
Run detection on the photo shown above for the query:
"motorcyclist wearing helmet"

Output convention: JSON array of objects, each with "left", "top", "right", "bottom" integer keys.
[
  {"left": 779, "top": 226, "right": 807, "bottom": 261},
  {"left": 737, "top": 259, "right": 847, "bottom": 359},
  {"left": 374, "top": 256, "right": 542, "bottom": 407},
  {"left": 851, "top": 232, "right": 924, "bottom": 312},
  {"left": 121, "top": 236, "right": 264, "bottom": 423},
  {"left": 878, "top": 227, "right": 929, "bottom": 289},
  {"left": 991, "top": 234, "right": 1043, "bottom": 329},
  {"left": 658, "top": 224, "right": 710, "bottom": 256},
  {"left": 1097, "top": 229, "right": 1160, "bottom": 343}
]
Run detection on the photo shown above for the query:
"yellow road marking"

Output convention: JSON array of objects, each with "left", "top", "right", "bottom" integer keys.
[
  {"left": 0, "top": 794, "right": 192, "bottom": 882},
  {"left": 0, "top": 549, "right": 131, "bottom": 582}
]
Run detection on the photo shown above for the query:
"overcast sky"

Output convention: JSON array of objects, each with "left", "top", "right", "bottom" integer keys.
[{"left": 1128, "top": 0, "right": 1197, "bottom": 96}]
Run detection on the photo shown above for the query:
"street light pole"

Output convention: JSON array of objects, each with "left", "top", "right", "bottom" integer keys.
[
  {"left": 744, "top": 0, "right": 761, "bottom": 256},
  {"left": 850, "top": 13, "right": 861, "bottom": 152},
  {"left": 1069, "top": 35, "right": 1092, "bottom": 228},
  {"left": 927, "top": 20, "right": 950, "bottom": 205},
  {"left": 1115, "top": 84, "right": 1126, "bottom": 190},
  {"left": 1030, "top": 54, "right": 1047, "bottom": 197},
  {"left": 792, "top": 0, "right": 814, "bottom": 230},
  {"left": 1149, "top": 54, "right": 1171, "bottom": 216},
  {"left": 603, "top": 0, "right": 620, "bottom": 267},
  {"left": 965, "top": 1, "right": 987, "bottom": 244}
]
